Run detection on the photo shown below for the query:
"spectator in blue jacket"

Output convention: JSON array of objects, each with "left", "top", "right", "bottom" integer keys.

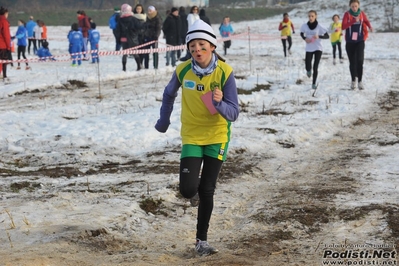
[
  {"left": 37, "top": 41, "right": 55, "bottom": 61},
  {"left": 25, "top": 16, "right": 37, "bottom": 55},
  {"left": 68, "top": 23, "right": 84, "bottom": 66},
  {"left": 88, "top": 23, "right": 100, "bottom": 63},
  {"left": 14, "top": 19, "right": 30, "bottom": 70},
  {"left": 109, "top": 7, "right": 121, "bottom": 51}
]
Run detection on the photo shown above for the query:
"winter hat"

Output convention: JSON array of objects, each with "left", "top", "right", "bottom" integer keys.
[
  {"left": 114, "top": 6, "right": 120, "bottom": 11},
  {"left": 148, "top": 6, "right": 156, "bottom": 12},
  {"left": 171, "top": 7, "right": 178, "bottom": 13},
  {"left": 186, "top": 19, "right": 217, "bottom": 48},
  {"left": 121, "top": 4, "right": 133, "bottom": 16},
  {"left": 42, "top": 41, "right": 49, "bottom": 48}
]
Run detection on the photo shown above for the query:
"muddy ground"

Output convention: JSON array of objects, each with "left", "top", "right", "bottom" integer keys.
[{"left": 1, "top": 77, "right": 399, "bottom": 266}]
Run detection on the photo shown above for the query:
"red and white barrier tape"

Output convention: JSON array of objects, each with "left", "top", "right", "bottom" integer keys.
[{"left": 1, "top": 33, "right": 282, "bottom": 64}]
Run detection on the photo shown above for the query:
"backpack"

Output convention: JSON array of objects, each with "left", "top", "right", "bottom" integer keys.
[{"left": 109, "top": 14, "right": 117, "bottom": 30}]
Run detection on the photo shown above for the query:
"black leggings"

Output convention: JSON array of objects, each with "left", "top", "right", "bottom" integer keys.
[
  {"left": 332, "top": 42, "right": 342, "bottom": 59},
  {"left": 121, "top": 42, "right": 140, "bottom": 71},
  {"left": 17, "top": 46, "right": 28, "bottom": 66},
  {"left": 28, "top": 38, "right": 36, "bottom": 54},
  {"left": 305, "top": 50, "right": 322, "bottom": 85},
  {"left": 346, "top": 41, "right": 365, "bottom": 82},
  {"left": 180, "top": 156, "right": 223, "bottom": 241},
  {"left": 281, "top": 36, "right": 292, "bottom": 57}
]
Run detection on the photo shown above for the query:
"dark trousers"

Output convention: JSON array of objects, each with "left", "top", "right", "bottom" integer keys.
[
  {"left": 223, "top": 40, "right": 231, "bottom": 55},
  {"left": 142, "top": 42, "right": 159, "bottom": 69},
  {"left": 17, "top": 46, "right": 29, "bottom": 66},
  {"left": 305, "top": 50, "right": 323, "bottom": 85},
  {"left": 0, "top": 49, "right": 9, "bottom": 78},
  {"left": 281, "top": 36, "right": 292, "bottom": 57},
  {"left": 346, "top": 41, "right": 365, "bottom": 82},
  {"left": 332, "top": 42, "right": 343, "bottom": 59},
  {"left": 121, "top": 42, "right": 141, "bottom": 71},
  {"left": 113, "top": 29, "right": 121, "bottom": 51},
  {"left": 180, "top": 156, "right": 223, "bottom": 241},
  {"left": 28, "top": 38, "right": 37, "bottom": 54}
]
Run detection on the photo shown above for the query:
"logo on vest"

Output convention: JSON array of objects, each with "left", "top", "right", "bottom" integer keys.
[
  {"left": 197, "top": 84, "right": 205, "bottom": 91},
  {"left": 183, "top": 80, "right": 196, "bottom": 90}
]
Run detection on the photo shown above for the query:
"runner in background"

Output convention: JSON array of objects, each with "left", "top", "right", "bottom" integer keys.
[
  {"left": 342, "top": 0, "right": 373, "bottom": 90},
  {"left": 300, "top": 10, "right": 329, "bottom": 90},
  {"left": 329, "top": 14, "right": 344, "bottom": 65},
  {"left": 219, "top": 16, "right": 234, "bottom": 56},
  {"left": 278, "top": 13, "right": 295, "bottom": 57}
]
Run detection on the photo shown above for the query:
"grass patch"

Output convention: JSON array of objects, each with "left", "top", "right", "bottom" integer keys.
[
  {"left": 237, "top": 84, "right": 271, "bottom": 95},
  {"left": 67, "top": 79, "right": 88, "bottom": 88},
  {"left": 257, "top": 128, "right": 278, "bottom": 134},
  {"left": 303, "top": 100, "right": 319, "bottom": 106},
  {"left": 139, "top": 196, "right": 168, "bottom": 216},
  {"left": 10, "top": 181, "right": 39, "bottom": 192},
  {"left": 257, "top": 108, "right": 292, "bottom": 116}
]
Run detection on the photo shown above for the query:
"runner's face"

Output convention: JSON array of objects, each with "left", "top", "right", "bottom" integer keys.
[
  {"left": 189, "top": 39, "right": 215, "bottom": 68},
  {"left": 308, "top": 12, "right": 316, "bottom": 23},
  {"left": 136, "top": 6, "right": 142, "bottom": 13},
  {"left": 350, "top": 3, "right": 359, "bottom": 13}
]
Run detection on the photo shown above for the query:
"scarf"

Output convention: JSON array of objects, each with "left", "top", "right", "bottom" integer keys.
[
  {"left": 307, "top": 20, "right": 318, "bottom": 30},
  {"left": 349, "top": 8, "right": 361, "bottom": 17},
  {"left": 191, "top": 53, "right": 218, "bottom": 78}
]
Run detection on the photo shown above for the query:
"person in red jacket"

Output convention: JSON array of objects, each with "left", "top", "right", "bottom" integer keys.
[
  {"left": 342, "top": 0, "right": 372, "bottom": 90},
  {"left": 77, "top": 10, "right": 90, "bottom": 60},
  {"left": 0, "top": 6, "right": 11, "bottom": 79}
]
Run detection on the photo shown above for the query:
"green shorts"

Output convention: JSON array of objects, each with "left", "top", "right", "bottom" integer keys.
[{"left": 181, "top": 143, "right": 230, "bottom": 161}]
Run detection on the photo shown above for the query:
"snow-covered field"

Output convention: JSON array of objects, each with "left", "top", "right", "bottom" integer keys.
[{"left": 1, "top": 1, "right": 399, "bottom": 265}]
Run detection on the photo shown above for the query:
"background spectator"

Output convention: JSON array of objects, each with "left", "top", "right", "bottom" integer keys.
[
  {"left": 143, "top": 5, "right": 162, "bottom": 69},
  {"left": 26, "top": 16, "right": 37, "bottom": 55}
]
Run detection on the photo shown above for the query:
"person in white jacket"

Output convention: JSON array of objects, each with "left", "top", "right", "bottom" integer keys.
[
  {"left": 33, "top": 20, "right": 42, "bottom": 52},
  {"left": 180, "top": 5, "right": 200, "bottom": 61},
  {"left": 187, "top": 5, "right": 199, "bottom": 26}
]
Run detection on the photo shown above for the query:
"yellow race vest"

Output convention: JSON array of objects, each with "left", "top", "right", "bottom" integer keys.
[
  {"left": 330, "top": 22, "right": 342, "bottom": 44},
  {"left": 176, "top": 59, "right": 233, "bottom": 145},
  {"left": 280, "top": 20, "right": 293, "bottom": 36}
]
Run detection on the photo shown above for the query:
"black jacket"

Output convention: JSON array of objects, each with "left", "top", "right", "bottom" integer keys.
[
  {"left": 162, "top": 14, "right": 181, "bottom": 46},
  {"left": 145, "top": 12, "right": 162, "bottom": 41},
  {"left": 115, "top": 15, "right": 143, "bottom": 48},
  {"left": 199, "top": 9, "right": 211, "bottom": 26},
  {"left": 179, "top": 10, "right": 188, "bottom": 42}
]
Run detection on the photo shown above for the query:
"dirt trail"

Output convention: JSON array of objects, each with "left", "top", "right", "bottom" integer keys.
[
  {"left": 1, "top": 88, "right": 398, "bottom": 266},
  {"left": 1, "top": 52, "right": 399, "bottom": 266}
]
